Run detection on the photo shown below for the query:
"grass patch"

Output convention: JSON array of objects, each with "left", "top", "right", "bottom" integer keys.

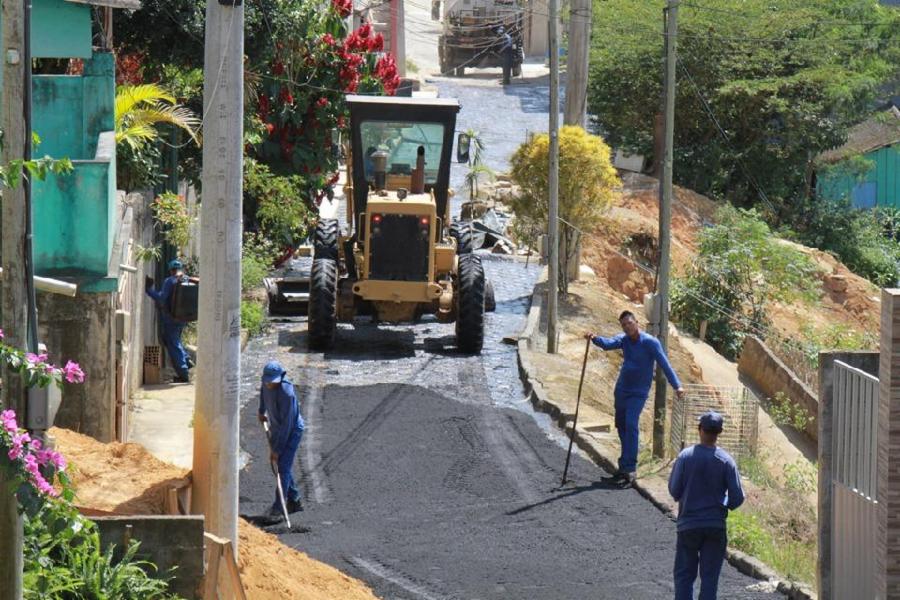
[
  {"left": 728, "top": 508, "right": 816, "bottom": 585},
  {"left": 241, "top": 299, "right": 267, "bottom": 337}
]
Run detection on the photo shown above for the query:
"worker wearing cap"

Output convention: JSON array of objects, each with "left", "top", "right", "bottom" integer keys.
[
  {"left": 668, "top": 411, "right": 745, "bottom": 600},
  {"left": 257, "top": 360, "right": 304, "bottom": 517},
  {"left": 145, "top": 259, "right": 190, "bottom": 383},
  {"left": 585, "top": 310, "right": 684, "bottom": 486}
]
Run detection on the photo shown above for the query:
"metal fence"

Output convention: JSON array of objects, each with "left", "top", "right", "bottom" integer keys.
[
  {"left": 670, "top": 384, "right": 759, "bottom": 459},
  {"left": 831, "top": 360, "right": 879, "bottom": 600}
]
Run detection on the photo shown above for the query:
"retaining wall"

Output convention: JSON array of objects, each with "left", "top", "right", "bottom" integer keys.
[{"left": 737, "top": 336, "right": 818, "bottom": 440}]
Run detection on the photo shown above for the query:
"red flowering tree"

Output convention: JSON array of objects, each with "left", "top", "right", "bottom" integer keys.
[{"left": 253, "top": 0, "right": 400, "bottom": 204}]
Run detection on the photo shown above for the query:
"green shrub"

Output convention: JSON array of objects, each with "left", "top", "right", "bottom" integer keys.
[
  {"left": 727, "top": 509, "right": 815, "bottom": 585},
  {"left": 241, "top": 299, "right": 267, "bottom": 338},
  {"left": 242, "top": 233, "right": 279, "bottom": 293},
  {"left": 244, "top": 158, "right": 314, "bottom": 250},
  {"left": 768, "top": 392, "right": 815, "bottom": 434}
]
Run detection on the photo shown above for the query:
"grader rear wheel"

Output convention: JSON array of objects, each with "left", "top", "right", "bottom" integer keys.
[
  {"left": 314, "top": 219, "right": 340, "bottom": 260},
  {"left": 449, "top": 220, "right": 473, "bottom": 254}
]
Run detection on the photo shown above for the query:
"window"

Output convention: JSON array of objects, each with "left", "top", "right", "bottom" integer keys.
[{"left": 360, "top": 121, "right": 445, "bottom": 185}]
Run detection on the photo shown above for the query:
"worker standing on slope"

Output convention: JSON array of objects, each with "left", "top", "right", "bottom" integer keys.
[
  {"left": 584, "top": 310, "right": 684, "bottom": 486},
  {"left": 668, "top": 411, "right": 745, "bottom": 600},
  {"left": 258, "top": 360, "right": 305, "bottom": 517},
  {"left": 145, "top": 259, "right": 191, "bottom": 383}
]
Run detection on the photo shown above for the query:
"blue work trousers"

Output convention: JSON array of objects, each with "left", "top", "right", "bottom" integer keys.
[
  {"left": 614, "top": 393, "right": 648, "bottom": 474},
  {"left": 161, "top": 320, "right": 188, "bottom": 375},
  {"left": 673, "top": 527, "right": 727, "bottom": 600},
  {"left": 273, "top": 428, "right": 303, "bottom": 508}
]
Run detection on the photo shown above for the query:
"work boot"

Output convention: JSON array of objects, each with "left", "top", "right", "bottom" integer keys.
[
  {"left": 174, "top": 370, "right": 190, "bottom": 383},
  {"left": 266, "top": 505, "right": 284, "bottom": 522},
  {"left": 602, "top": 471, "right": 628, "bottom": 484},
  {"left": 287, "top": 498, "right": 304, "bottom": 513}
]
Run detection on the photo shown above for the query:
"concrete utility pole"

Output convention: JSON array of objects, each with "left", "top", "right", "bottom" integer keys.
[
  {"left": 192, "top": 0, "right": 244, "bottom": 554},
  {"left": 546, "top": 0, "right": 560, "bottom": 354},
  {"left": 563, "top": 0, "right": 591, "bottom": 127},
  {"left": 652, "top": 0, "right": 678, "bottom": 459},
  {"left": 1, "top": 1, "right": 28, "bottom": 596}
]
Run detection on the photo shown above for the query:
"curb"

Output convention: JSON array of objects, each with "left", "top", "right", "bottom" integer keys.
[{"left": 515, "top": 276, "right": 816, "bottom": 600}]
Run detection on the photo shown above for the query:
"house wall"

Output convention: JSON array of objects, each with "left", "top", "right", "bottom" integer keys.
[
  {"left": 32, "top": 133, "right": 116, "bottom": 280},
  {"left": 818, "top": 144, "right": 900, "bottom": 209}
]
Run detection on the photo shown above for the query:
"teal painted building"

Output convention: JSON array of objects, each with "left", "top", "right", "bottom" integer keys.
[
  {"left": 1, "top": 0, "right": 139, "bottom": 292},
  {"left": 816, "top": 106, "right": 900, "bottom": 209}
]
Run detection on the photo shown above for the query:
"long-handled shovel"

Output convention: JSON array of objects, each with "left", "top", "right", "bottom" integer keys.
[
  {"left": 561, "top": 337, "right": 592, "bottom": 486},
  {"left": 263, "top": 421, "right": 291, "bottom": 529}
]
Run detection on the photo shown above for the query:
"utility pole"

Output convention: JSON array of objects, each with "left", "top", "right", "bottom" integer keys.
[
  {"left": 192, "top": 0, "right": 244, "bottom": 557},
  {"left": 546, "top": 0, "right": 560, "bottom": 354},
  {"left": 1, "top": 0, "right": 29, "bottom": 595},
  {"left": 652, "top": 0, "right": 678, "bottom": 459},
  {"left": 563, "top": 0, "right": 591, "bottom": 127}
]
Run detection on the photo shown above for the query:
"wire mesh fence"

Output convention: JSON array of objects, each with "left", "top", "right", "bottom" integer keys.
[{"left": 670, "top": 383, "right": 759, "bottom": 459}]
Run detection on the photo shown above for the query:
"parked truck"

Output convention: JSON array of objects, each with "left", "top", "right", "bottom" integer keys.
[{"left": 438, "top": 0, "right": 524, "bottom": 80}]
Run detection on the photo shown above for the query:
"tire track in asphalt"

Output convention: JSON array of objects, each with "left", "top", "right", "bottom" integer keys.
[
  {"left": 347, "top": 556, "right": 456, "bottom": 600},
  {"left": 300, "top": 351, "right": 333, "bottom": 504}
]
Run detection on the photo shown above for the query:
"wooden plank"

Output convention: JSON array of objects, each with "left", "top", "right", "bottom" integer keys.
[
  {"left": 222, "top": 540, "right": 248, "bottom": 600},
  {"left": 166, "top": 488, "right": 180, "bottom": 516},
  {"left": 203, "top": 535, "right": 222, "bottom": 600}
]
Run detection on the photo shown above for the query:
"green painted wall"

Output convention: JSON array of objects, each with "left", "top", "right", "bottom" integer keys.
[
  {"left": 0, "top": 0, "right": 91, "bottom": 60},
  {"left": 32, "top": 156, "right": 115, "bottom": 279},
  {"left": 32, "top": 0, "right": 92, "bottom": 58},
  {"left": 30, "top": 52, "right": 118, "bottom": 286},
  {"left": 818, "top": 145, "right": 900, "bottom": 208}
]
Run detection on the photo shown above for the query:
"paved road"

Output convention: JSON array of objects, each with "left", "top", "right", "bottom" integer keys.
[{"left": 237, "top": 72, "right": 777, "bottom": 598}]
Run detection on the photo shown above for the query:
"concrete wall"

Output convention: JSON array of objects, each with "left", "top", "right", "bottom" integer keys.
[
  {"left": 38, "top": 290, "right": 117, "bottom": 442},
  {"left": 817, "top": 351, "right": 880, "bottom": 600},
  {"left": 737, "top": 335, "right": 819, "bottom": 440},
  {"left": 117, "top": 191, "right": 160, "bottom": 441},
  {"left": 92, "top": 515, "right": 205, "bottom": 600}
]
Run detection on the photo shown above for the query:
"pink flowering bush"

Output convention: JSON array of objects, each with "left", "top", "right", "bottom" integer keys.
[
  {"left": 1, "top": 410, "right": 67, "bottom": 500},
  {"left": 0, "top": 329, "right": 85, "bottom": 388}
]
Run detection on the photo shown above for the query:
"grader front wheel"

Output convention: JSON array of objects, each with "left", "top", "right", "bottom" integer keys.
[
  {"left": 456, "top": 253, "right": 485, "bottom": 353},
  {"left": 308, "top": 258, "right": 338, "bottom": 350}
]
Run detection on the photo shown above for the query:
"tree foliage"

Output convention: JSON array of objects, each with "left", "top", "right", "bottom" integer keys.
[
  {"left": 509, "top": 125, "right": 619, "bottom": 292},
  {"left": 588, "top": 0, "right": 900, "bottom": 219},
  {"left": 672, "top": 206, "right": 819, "bottom": 359}
]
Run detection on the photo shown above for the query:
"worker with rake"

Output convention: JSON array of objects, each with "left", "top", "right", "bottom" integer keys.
[
  {"left": 585, "top": 310, "right": 684, "bottom": 487},
  {"left": 258, "top": 360, "right": 305, "bottom": 519}
]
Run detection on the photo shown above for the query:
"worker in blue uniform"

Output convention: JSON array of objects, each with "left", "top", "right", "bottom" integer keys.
[
  {"left": 585, "top": 310, "right": 684, "bottom": 486},
  {"left": 145, "top": 259, "right": 190, "bottom": 383},
  {"left": 669, "top": 411, "right": 744, "bottom": 600},
  {"left": 257, "top": 360, "right": 305, "bottom": 517}
]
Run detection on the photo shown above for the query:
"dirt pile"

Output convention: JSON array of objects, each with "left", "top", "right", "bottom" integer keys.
[
  {"left": 584, "top": 174, "right": 880, "bottom": 339},
  {"left": 51, "top": 427, "right": 377, "bottom": 600}
]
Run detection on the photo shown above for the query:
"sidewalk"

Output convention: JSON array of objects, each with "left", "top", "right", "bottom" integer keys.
[{"left": 128, "top": 381, "right": 195, "bottom": 469}]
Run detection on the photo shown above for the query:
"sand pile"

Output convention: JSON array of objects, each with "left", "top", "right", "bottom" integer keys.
[{"left": 51, "top": 427, "right": 377, "bottom": 600}]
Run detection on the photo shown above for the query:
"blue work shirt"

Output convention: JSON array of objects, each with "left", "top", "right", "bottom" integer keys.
[
  {"left": 258, "top": 378, "right": 304, "bottom": 455},
  {"left": 591, "top": 331, "right": 682, "bottom": 398},
  {"left": 668, "top": 444, "right": 744, "bottom": 531},
  {"left": 146, "top": 275, "right": 182, "bottom": 323}
]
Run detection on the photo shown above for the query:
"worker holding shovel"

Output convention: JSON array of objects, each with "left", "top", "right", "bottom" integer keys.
[
  {"left": 585, "top": 310, "right": 684, "bottom": 487},
  {"left": 257, "top": 360, "right": 305, "bottom": 519}
]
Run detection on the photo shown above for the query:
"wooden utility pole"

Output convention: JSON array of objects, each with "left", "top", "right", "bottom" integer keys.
[
  {"left": 1, "top": 0, "right": 28, "bottom": 596},
  {"left": 652, "top": 0, "right": 678, "bottom": 459},
  {"left": 192, "top": 0, "right": 244, "bottom": 554},
  {"left": 563, "top": 0, "right": 591, "bottom": 127},
  {"left": 547, "top": 0, "right": 560, "bottom": 354}
]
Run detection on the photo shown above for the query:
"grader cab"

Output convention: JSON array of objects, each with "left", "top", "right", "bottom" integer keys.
[{"left": 307, "top": 95, "right": 492, "bottom": 353}]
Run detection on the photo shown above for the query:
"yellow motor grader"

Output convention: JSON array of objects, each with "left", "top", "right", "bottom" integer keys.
[{"left": 306, "top": 95, "right": 492, "bottom": 353}]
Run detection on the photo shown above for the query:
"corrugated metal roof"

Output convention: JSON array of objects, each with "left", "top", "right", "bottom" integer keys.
[
  {"left": 64, "top": 0, "right": 142, "bottom": 9},
  {"left": 817, "top": 106, "right": 900, "bottom": 164}
]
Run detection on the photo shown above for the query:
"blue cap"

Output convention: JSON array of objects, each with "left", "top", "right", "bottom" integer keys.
[
  {"left": 698, "top": 411, "right": 724, "bottom": 433},
  {"left": 168, "top": 259, "right": 184, "bottom": 271},
  {"left": 262, "top": 360, "right": 285, "bottom": 384}
]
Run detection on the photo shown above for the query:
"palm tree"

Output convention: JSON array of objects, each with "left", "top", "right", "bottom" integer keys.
[
  {"left": 462, "top": 128, "right": 494, "bottom": 201},
  {"left": 114, "top": 83, "right": 201, "bottom": 150}
]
